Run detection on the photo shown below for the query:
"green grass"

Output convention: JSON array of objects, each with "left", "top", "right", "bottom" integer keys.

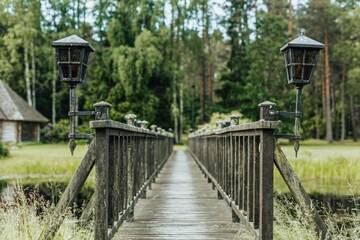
[
  {"left": 0, "top": 141, "right": 359, "bottom": 239},
  {"left": 0, "top": 143, "right": 91, "bottom": 184},
  {"left": 276, "top": 140, "right": 360, "bottom": 195},
  {"left": 1, "top": 140, "right": 360, "bottom": 195},
  {"left": 0, "top": 186, "right": 92, "bottom": 240}
]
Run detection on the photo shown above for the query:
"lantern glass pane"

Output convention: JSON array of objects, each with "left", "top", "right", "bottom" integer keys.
[
  {"left": 59, "top": 49, "right": 69, "bottom": 62},
  {"left": 294, "top": 64, "right": 303, "bottom": 80},
  {"left": 70, "top": 48, "right": 81, "bottom": 62},
  {"left": 287, "top": 66, "right": 292, "bottom": 81},
  {"left": 303, "top": 65, "right": 314, "bottom": 80},
  {"left": 292, "top": 49, "right": 304, "bottom": 63},
  {"left": 60, "top": 64, "right": 69, "bottom": 78},
  {"left": 304, "top": 49, "right": 318, "bottom": 64},
  {"left": 286, "top": 49, "right": 292, "bottom": 64},
  {"left": 71, "top": 64, "right": 80, "bottom": 78}
]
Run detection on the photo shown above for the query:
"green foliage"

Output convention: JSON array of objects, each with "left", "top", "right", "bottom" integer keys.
[
  {"left": 0, "top": 142, "right": 9, "bottom": 158},
  {"left": 40, "top": 120, "right": 69, "bottom": 143},
  {"left": 108, "top": 30, "right": 168, "bottom": 124},
  {"left": 0, "top": 0, "right": 358, "bottom": 142}
]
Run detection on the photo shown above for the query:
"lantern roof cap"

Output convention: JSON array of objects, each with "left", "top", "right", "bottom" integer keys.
[
  {"left": 52, "top": 34, "right": 95, "bottom": 52},
  {"left": 280, "top": 31, "right": 324, "bottom": 52}
]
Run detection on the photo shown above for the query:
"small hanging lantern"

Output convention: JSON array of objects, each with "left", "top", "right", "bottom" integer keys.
[
  {"left": 280, "top": 29, "right": 324, "bottom": 87},
  {"left": 52, "top": 35, "right": 95, "bottom": 85}
]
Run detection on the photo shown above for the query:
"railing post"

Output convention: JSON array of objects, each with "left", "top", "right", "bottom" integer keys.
[
  {"left": 258, "top": 101, "right": 275, "bottom": 240},
  {"left": 94, "top": 101, "right": 112, "bottom": 240}
]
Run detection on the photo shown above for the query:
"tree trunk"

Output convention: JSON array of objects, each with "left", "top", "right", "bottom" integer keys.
[
  {"left": 200, "top": 0, "right": 209, "bottom": 123},
  {"left": 31, "top": 41, "right": 36, "bottom": 109},
  {"left": 179, "top": 82, "right": 183, "bottom": 143},
  {"left": 340, "top": 69, "right": 346, "bottom": 141},
  {"left": 173, "top": 86, "right": 178, "bottom": 143},
  {"left": 350, "top": 96, "right": 357, "bottom": 142},
  {"left": 170, "top": 0, "right": 178, "bottom": 143},
  {"left": 52, "top": 53, "right": 57, "bottom": 126},
  {"left": 24, "top": 42, "right": 32, "bottom": 107},
  {"left": 288, "top": 0, "right": 293, "bottom": 38},
  {"left": 200, "top": 60, "right": 206, "bottom": 123},
  {"left": 324, "top": 30, "right": 333, "bottom": 142},
  {"left": 77, "top": 0, "right": 80, "bottom": 28}
]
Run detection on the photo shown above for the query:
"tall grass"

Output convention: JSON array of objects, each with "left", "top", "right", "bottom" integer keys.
[
  {"left": 274, "top": 194, "right": 360, "bottom": 240},
  {"left": 277, "top": 142, "right": 360, "bottom": 195},
  {"left": 1, "top": 189, "right": 359, "bottom": 239},
  {"left": 0, "top": 186, "right": 92, "bottom": 240}
]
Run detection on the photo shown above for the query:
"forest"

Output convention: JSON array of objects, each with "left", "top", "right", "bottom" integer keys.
[{"left": 0, "top": 0, "right": 359, "bottom": 143}]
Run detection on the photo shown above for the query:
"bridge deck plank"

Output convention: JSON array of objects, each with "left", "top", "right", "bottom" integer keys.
[{"left": 113, "top": 150, "right": 241, "bottom": 240}]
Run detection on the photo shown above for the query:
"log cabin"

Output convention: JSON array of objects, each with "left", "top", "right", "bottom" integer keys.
[{"left": 0, "top": 80, "right": 48, "bottom": 142}]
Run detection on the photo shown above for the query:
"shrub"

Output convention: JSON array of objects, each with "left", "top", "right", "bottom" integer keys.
[
  {"left": 41, "top": 119, "right": 93, "bottom": 143},
  {"left": 41, "top": 119, "right": 69, "bottom": 143},
  {"left": 0, "top": 142, "right": 9, "bottom": 158}
]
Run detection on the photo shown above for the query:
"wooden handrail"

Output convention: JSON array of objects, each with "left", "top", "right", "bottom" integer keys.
[
  {"left": 42, "top": 116, "right": 173, "bottom": 240},
  {"left": 91, "top": 120, "right": 173, "bottom": 240},
  {"left": 188, "top": 121, "right": 278, "bottom": 240}
]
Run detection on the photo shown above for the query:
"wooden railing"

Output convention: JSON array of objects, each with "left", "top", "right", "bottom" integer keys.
[
  {"left": 188, "top": 120, "right": 279, "bottom": 240},
  {"left": 91, "top": 119, "right": 173, "bottom": 239},
  {"left": 41, "top": 102, "right": 173, "bottom": 240},
  {"left": 188, "top": 102, "right": 330, "bottom": 240}
]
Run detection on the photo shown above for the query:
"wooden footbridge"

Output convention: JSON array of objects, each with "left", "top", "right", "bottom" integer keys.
[{"left": 41, "top": 102, "right": 329, "bottom": 240}]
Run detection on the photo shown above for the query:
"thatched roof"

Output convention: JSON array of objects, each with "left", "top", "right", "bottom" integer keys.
[{"left": 0, "top": 80, "right": 48, "bottom": 123}]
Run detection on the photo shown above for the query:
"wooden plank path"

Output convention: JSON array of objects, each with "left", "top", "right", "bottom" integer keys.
[{"left": 113, "top": 149, "right": 242, "bottom": 240}]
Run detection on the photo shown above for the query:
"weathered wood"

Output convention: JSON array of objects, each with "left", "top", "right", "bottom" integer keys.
[
  {"left": 189, "top": 120, "right": 281, "bottom": 137},
  {"left": 274, "top": 144, "right": 330, "bottom": 240},
  {"left": 90, "top": 120, "right": 170, "bottom": 137},
  {"left": 189, "top": 122, "right": 277, "bottom": 240},
  {"left": 113, "top": 150, "right": 244, "bottom": 240},
  {"left": 259, "top": 130, "right": 274, "bottom": 240},
  {"left": 39, "top": 140, "right": 95, "bottom": 240},
  {"left": 95, "top": 128, "right": 109, "bottom": 240},
  {"left": 190, "top": 149, "right": 258, "bottom": 238}
]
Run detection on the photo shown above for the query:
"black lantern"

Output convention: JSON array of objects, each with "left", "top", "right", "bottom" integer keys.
[
  {"left": 52, "top": 35, "right": 95, "bottom": 155},
  {"left": 280, "top": 29, "right": 324, "bottom": 87},
  {"left": 52, "top": 35, "right": 95, "bottom": 85},
  {"left": 262, "top": 30, "right": 324, "bottom": 157}
]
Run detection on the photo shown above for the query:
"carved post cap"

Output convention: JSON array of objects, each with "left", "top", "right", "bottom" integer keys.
[
  {"left": 93, "top": 101, "right": 112, "bottom": 120},
  {"left": 150, "top": 125, "right": 157, "bottom": 132},
  {"left": 230, "top": 114, "right": 241, "bottom": 126},
  {"left": 125, "top": 113, "right": 137, "bottom": 126},
  {"left": 140, "top": 120, "right": 149, "bottom": 129},
  {"left": 258, "top": 101, "right": 276, "bottom": 121}
]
